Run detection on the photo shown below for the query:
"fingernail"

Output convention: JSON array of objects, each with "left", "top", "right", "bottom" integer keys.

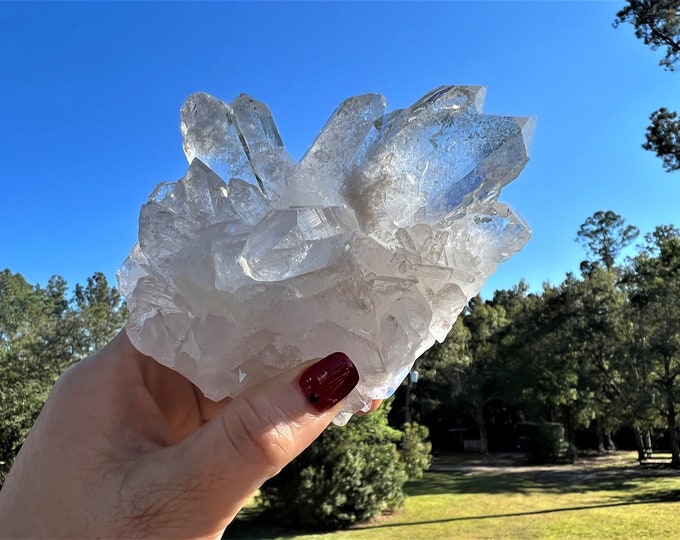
[{"left": 298, "top": 352, "right": 359, "bottom": 413}]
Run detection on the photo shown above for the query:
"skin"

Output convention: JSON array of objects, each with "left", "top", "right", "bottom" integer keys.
[{"left": 0, "top": 331, "right": 376, "bottom": 538}]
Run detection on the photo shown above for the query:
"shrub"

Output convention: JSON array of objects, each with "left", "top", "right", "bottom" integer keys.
[
  {"left": 258, "top": 401, "right": 408, "bottom": 530},
  {"left": 400, "top": 422, "right": 432, "bottom": 479},
  {"left": 527, "top": 422, "right": 569, "bottom": 464}
]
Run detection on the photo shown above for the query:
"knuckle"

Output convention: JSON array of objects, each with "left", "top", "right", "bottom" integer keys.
[{"left": 225, "top": 394, "right": 298, "bottom": 476}]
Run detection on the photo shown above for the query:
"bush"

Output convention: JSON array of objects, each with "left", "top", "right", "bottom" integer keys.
[
  {"left": 258, "top": 401, "right": 408, "bottom": 530},
  {"left": 400, "top": 422, "right": 432, "bottom": 479},
  {"left": 527, "top": 422, "right": 569, "bottom": 464}
]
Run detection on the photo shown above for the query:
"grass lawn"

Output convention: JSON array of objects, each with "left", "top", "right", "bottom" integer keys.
[{"left": 225, "top": 452, "right": 680, "bottom": 539}]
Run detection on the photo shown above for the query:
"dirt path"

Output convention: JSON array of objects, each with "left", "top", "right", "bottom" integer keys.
[{"left": 429, "top": 451, "right": 679, "bottom": 480}]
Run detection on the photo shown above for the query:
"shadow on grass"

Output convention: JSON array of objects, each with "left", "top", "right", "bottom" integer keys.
[
  {"left": 406, "top": 466, "right": 677, "bottom": 497},
  {"left": 354, "top": 496, "right": 680, "bottom": 531},
  {"left": 223, "top": 507, "right": 299, "bottom": 539},
  {"left": 405, "top": 454, "right": 678, "bottom": 496},
  {"left": 224, "top": 458, "right": 680, "bottom": 539},
  {"left": 628, "top": 487, "right": 680, "bottom": 504},
  {"left": 226, "top": 492, "right": 680, "bottom": 539}
]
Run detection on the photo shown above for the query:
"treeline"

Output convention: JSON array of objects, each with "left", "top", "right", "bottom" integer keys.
[
  {"left": 0, "top": 271, "right": 126, "bottom": 480},
  {"left": 396, "top": 211, "right": 680, "bottom": 465},
  {"left": 2, "top": 210, "right": 680, "bottom": 481}
]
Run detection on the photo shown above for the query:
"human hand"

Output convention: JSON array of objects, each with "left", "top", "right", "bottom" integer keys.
[{"left": 0, "top": 330, "right": 362, "bottom": 538}]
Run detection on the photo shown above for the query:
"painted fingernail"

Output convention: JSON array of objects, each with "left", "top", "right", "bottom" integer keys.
[{"left": 298, "top": 352, "right": 359, "bottom": 413}]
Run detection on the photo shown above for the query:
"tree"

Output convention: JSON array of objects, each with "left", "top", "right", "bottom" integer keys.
[
  {"left": 460, "top": 298, "right": 510, "bottom": 453},
  {"left": 0, "top": 270, "right": 127, "bottom": 482},
  {"left": 399, "top": 422, "right": 432, "bottom": 479},
  {"left": 619, "top": 264, "right": 663, "bottom": 460},
  {"left": 572, "top": 267, "right": 630, "bottom": 452},
  {"left": 527, "top": 279, "right": 594, "bottom": 449},
  {"left": 405, "top": 298, "right": 513, "bottom": 454},
  {"left": 400, "top": 315, "right": 472, "bottom": 447},
  {"left": 574, "top": 214, "right": 646, "bottom": 451},
  {"left": 615, "top": 0, "right": 680, "bottom": 71},
  {"left": 643, "top": 108, "right": 680, "bottom": 172},
  {"left": 0, "top": 271, "right": 79, "bottom": 480},
  {"left": 486, "top": 286, "right": 540, "bottom": 417},
  {"left": 74, "top": 272, "right": 127, "bottom": 353},
  {"left": 258, "top": 401, "right": 414, "bottom": 530},
  {"left": 624, "top": 227, "right": 680, "bottom": 466},
  {"left": 615, "top": 1, "right": 680, "bottom": 172},
  {"left": 577, "top": 210, "right": 639, "bottom": 271}
]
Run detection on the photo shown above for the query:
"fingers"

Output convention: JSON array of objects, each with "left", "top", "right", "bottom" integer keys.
[{"left": 161, "top": 352, "right": 359, "bottom": 531}]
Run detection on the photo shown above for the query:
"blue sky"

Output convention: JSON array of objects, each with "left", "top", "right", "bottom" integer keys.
[{"left": 1, "top": 1, "right": 679, "bottom": 299}]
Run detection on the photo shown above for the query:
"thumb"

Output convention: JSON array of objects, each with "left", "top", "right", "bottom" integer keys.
[{"left": 165, "top": 352, "right": 359, "bottom": 530}]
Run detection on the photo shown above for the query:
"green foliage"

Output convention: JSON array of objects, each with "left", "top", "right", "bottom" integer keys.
[
  {"left": 615, "top": 0, "right": 680, "bottom": 71},
  {"left": 0, "top": 269, "right": 126, "bottom": 483},
  {"left": 258, "top": 402, "right": 408, "bottom": 530},
  {"left": 576, "top": 210, "right": 639, "bottom": 270},
  {"left": 407, "top": 297, "right": 518, "bottom": 452},
  {"left": 526, "top": 423, "right": 568, "bottom": 464},
  {"left": 399, "top": 422, "right": 432, "bottom": 479},
  {"left": 406, "top": 317, "right": 471, "bottom": 444},
  {"left": 1, "top": 270, "right": 70, "bottom": 481},
  {"left": 74, "top": 272, "right": 128, "bottom": 353},
  {"left": 614, "top": 2, "right": 680, "bottom": 174},
  {"left": 402, "top": 212, "right": 680, "bottom": 464},
  {"left": 2, "top": 211, "right": 680, "bottom": 517},
  {"left": 643, "top": 107, "right": 680, "bottom": 172},
  {"left": 247, "top": 455, "right": 680, "bottom": 540},
  {"left": 623, "top": 227, "right": 680, "bottom": 464}
]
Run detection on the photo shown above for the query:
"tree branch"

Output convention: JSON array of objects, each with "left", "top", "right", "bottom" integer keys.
[{"left": 633, "top": 5, "right": 680, "bottom": 54}]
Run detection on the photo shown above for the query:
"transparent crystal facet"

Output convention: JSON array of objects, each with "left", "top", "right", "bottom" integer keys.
[{"left": 119, "top": 87, "right": 533, "bottom": 425}]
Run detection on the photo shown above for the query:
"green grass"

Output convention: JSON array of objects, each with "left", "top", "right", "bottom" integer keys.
[{"left": 225, "top": 452, "right": 680, "bottom": 539}]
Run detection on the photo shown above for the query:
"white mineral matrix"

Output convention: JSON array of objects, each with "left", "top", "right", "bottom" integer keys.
[{"left": 118, "top": 86, "right": 534, "bottom": 424}]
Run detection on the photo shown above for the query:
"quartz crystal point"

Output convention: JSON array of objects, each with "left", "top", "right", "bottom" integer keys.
[{"left": 119, "top": 86, "right": 534, "bottom": 425}]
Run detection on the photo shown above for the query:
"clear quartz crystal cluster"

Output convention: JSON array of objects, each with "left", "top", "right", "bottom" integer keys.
[{"left": 118, "top": 86, "right": 534, "bottom": 424}]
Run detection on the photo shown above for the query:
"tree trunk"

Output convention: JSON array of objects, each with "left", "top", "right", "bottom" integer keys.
[
  {"left": 605, "top": 430, "right": 616, "bottom": 451},
  {"left": 668, "top": 397, "right": 680, "bottom": 467},
  {"left": 565, "top": 406, "right": 576, "bottom": 452},
  {"left": 404, "top": 375, "right": 412, "bottom": 425},
  {"left": 633, "top": 425, "right": 646, "bottom": 461},
  {"left": 645, "top": 430, "right": 653, "bottom": 453},
  {"left": 595, "top": 418, "right": 605, "bottom": 453},
  {"left": 474, "top": 401, "right": 488, "bottom": 454}
]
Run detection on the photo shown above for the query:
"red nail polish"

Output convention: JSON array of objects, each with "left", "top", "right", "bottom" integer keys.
[{"left": 298, "top": 352, "right": 359, "bottom": 412}]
